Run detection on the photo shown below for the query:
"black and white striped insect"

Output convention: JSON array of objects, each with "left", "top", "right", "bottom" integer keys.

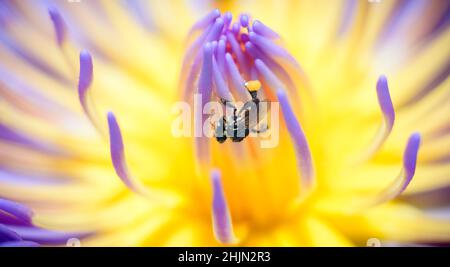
[{"left": 214, "top": 80, "right": 269, "bottom": 143}]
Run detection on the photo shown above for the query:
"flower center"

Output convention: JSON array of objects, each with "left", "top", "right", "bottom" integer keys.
[
  {"left": 172, "top": 10, "right": 421, "bottom": 244},
  {"left": 178, "top": 10, "right": 314, "bottom": 233}
]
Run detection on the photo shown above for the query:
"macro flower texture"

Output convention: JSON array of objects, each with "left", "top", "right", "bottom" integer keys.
[{"left": 0, "top": 0, "right": 450, "bottom": 247}]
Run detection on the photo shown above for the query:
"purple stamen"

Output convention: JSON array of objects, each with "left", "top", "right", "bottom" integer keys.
[
  {"left": 210, "top": 40, "right": 218, "bottom": 54},
  {"left": 181, "top": 20, "right": 217, "bottom": 99},
  {"left": 216, "top": 39, "right": 227, "bottom": 74},
  {"left": 0, "top": 198, "right": 33, "bottom": 225},
  {"left": 212, "top": 56, "right": 233, "bottom": 102},
  {"left": 183, "top": 21, "right": 215, "bottom": 66},
  {"left": 277, "top": 90, "right": 315, "bottom": 191},
  {"left": 198, "top": 43, "right": 214, "bottom": 107},
  {"left": 195, "top": 43, "right": 213, "bottom": 164},
  {"left": 246, "top": 43, "right": 296, "bottom": 93},
  {"left": 240, "top": 14, "right": 249, "bottom": 28},
  {"left": 211, "top": 169, "right": 235, "bottom": 244},
  {"left": 77, "top": 50, "right": 105, "bottom": 135},
  {"left": 182, "top": 18, "right": 223, "bottom": 101},
  {"left": 377, "top": 75, "right": 395, "bottom": 129},
  {"left": 205, "top": 18, "right": 225, "bottom": 42},
  {"left": 222, "top": 12, "right": 233, "bottom": 33},
  {"left": 248, "top": 31, "right": 287, "bottom": 57},
  {"left": 0, "top": 213, "right": 30, "bottom": 227},
  {"left": 255, "top": 59, "right": 284, "bottom": 91},
  {"left": 252, "top": 20, "right": 280, "bottom": 39},
  {"left": 188, "top": 9, "right": 221, "bottom": 36},
  {"left": 401, "top": 133, "right": 421, "bottom": 192},
  {"left": 78, "top": 50, "right": 93, "bottom": 118},
  {"left": 226, "top": 32, "right": 250, "bottom": 78},
  {"left": 225, "top": 53, "right": 251, "bottom": 101},
  {"left": 248, "top": 32, "right": 299, "bottom": 68},
  {"left": 78, "top": 50, "right": 93, "bottom": 95},
  {"left": 231, "top": 22, "right": 240, "bottom": 35},
  {"left": 48, "top": 7, "right": 66, "bottom": 46},
  {"left": 182, "top": 55, "right": 202, "bottom": 101},
  {"left": 361, "top": 75, "right": 396, "bottom": 160},
  {"left": 181, "top": 10, "right": 297, "bottom": 106},
  {"left": 107, "top": 111, "right": 142, "bottom": 194},
  {"left": 78, "top": 50, "right": 94, "bottom": 91},
  {"left": 371, "top": 133, "right": 421, "bottom": 206}
]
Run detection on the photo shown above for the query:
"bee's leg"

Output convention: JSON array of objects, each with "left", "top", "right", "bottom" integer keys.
[
  {"left": 244, "top": 109, "right": 250, "bottom": 138},
  {"left": 215, "top": 116, "right": 227, "bottom": 143},
  {"left": 220, "top": 98, "right": 236, "bottom": 109},
  {"left": 244, "top": 80, "right": 261, "bottom": 101},
  {"left": 231, "top": 110, "right": 249, "bottom": 142}
]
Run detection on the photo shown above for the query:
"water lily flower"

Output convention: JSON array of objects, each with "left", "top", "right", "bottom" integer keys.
[{"left": 0, "top": 0, "right": 449, "bottom": 246}]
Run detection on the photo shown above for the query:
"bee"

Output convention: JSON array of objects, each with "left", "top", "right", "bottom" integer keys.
[{"left": 214, "top": 80, "right": 269, "bottom": 143}]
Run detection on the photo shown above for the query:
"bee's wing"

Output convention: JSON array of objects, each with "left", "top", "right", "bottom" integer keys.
[{"left": 237, "top": 100, "right": 271, "bottom": 130}]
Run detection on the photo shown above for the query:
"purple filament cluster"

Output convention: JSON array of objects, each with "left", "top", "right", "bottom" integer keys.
[{"left": 180, "top": 9, "right": 301, "bottom": 104}]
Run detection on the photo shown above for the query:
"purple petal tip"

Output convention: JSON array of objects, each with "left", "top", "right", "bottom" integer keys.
[
  {"left": 78, "top": 50, "right": 93, "bottom": 95},
  {"left": 0, "top": 199, "right": 33, "bottom": 224},
  {"left": 211, "top": 169, "right": 235, "bottom": 244},
  {"left": 107, "top": 112, "right": 134, "bottom": 191},
  {"left": 198, "top": 42, "right": 213, "bottom": 97},
  {"left": 402, "top": 132, "right": 421, "bottom": 190},
  {"left": 240, "top": 14, "right": 249, "bottom": 27},
  {"left": 107, "top": 111, "right": 124, "bottom": 162},
  {"left": 376, "top": 75, "right": 395, "bottom": 126},
  {"left": 252, "top": 20, "right": 280, "bottom": 39},
  {"left": 189, "top": 9, "right": 221, "bottom": 34},
  {"left": 223, "top": 12, "right": 232, "bottom": 24},
  {"left": 214, "top": 17, "right": 224, "bottom": 27},
  {"left": 48, "top": 7, "right": 66, "bottom": 46},
  {"left": 106, "top": 112, "right": 144, "bottom": 194},
  {"left": 370, "top": 132, "right": 421, "bottom": 205},
  {"left": 0, "top": 224, "right": 22, "bottom": 242}
]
